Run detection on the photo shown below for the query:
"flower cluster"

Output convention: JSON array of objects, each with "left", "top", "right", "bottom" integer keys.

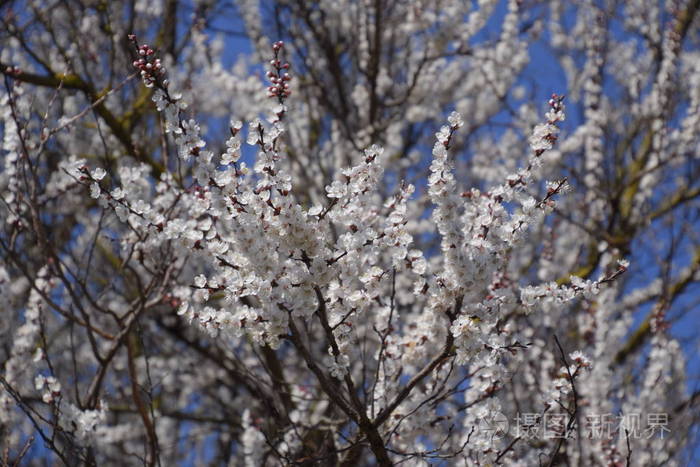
[
  {"left": 61, "top": 402, "right": 109, "bottom": 443},
  {"left": 128, "top": 36, "right": 166, "bottom": 88},
  {"left": 266, "top": 41, "right": 292, "bottom": 101},
  {"left": 529, "top": 93, "right": 565, "bottom": 154},
  {"left": 34, "top": 374, "right": 62, "bottom": 404},
  {"left": 520, "top": 260, "right": 630, "bottom": 309}
]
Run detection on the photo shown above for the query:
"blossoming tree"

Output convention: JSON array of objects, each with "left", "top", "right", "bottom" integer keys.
[{"left": 1, "top": 0, "right": 699, "bottom": 465}]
